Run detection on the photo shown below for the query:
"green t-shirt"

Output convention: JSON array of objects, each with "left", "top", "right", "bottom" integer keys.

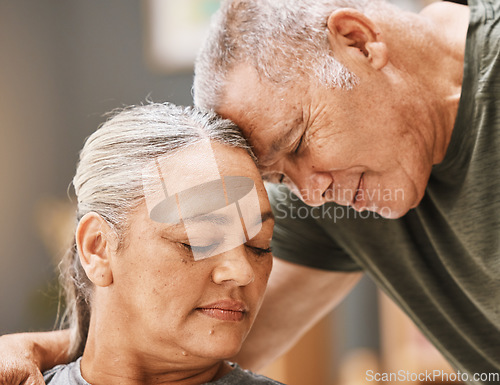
[{"left": 268, "top": 0, "right": 500, "bottom": 382}]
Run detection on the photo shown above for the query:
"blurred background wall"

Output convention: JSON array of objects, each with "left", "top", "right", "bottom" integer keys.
[
  {"left": 0, "top": 1, "right": 446, "bottom": 384},
  {"left": 0, "top": 0, "right": 194, "bottom": 334}
]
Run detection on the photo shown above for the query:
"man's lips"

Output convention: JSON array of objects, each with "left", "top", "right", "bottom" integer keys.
[
  {"left": 196, "top": 300, "right": 247, "bottom": 322},
  {"left": 353, "top": 173, "right": 365, "bottom": 205}
]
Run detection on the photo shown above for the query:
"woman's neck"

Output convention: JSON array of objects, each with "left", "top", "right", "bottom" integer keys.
[
  {"left": 80, "top": 314, "right": 233, "bottom": 385},
  {"left": 80, "top": 355, "right": 231, "bottom": 385}
]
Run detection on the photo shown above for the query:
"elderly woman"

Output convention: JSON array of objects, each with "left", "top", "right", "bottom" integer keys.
[{"left": 41, "top": 103, "right": 282, "bottom": 385}]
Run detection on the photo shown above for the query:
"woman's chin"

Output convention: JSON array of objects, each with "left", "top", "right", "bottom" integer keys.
[{"left": 193, "top": 336, "right": 244, "bottom": 360}]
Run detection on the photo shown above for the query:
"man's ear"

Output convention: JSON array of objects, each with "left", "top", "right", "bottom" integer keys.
[
  {"left": 76, "top": 212, "right": 116, "bottom": 287},
  {"left": 327, "top": 9, "right": 388, "bottom": 70}
]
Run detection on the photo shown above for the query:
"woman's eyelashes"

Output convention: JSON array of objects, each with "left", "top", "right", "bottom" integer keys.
[
  {"left": 245, "top": 244, "right": 272, "bottom": 256},
  {"left": 179, "top": 241, "right": 272, "bottom": 259}
]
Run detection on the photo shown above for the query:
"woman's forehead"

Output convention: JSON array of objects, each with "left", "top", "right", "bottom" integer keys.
[{"left": 141, "top": 140, "right": 266, "bottom": 261}]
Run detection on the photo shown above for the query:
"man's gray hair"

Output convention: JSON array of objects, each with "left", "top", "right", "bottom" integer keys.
[
  {"left": 193, "top": 0, "right": 388, "bottom": 110},
  {"left": 59, "top": 102, "right": 254, "bottom": 360}
]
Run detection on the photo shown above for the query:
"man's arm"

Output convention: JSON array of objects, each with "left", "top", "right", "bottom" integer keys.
[
  {"left": 234, "top": 257, "right": 363, "bottom": 371},
  {"left": 0, "top": 329, "right": 70, "bottom": 385}
]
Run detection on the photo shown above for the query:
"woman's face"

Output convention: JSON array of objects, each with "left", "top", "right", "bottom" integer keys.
[{"left": 104, "top": 143, "right": 274, "bottom": 364}]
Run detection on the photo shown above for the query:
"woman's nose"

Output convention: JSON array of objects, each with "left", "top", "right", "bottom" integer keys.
[{"left": 211, "top": 246, "right": 255, "bottom": 286}]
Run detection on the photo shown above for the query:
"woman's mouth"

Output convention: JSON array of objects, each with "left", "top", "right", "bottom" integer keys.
[{"left": 196, "top": 300, "right": 247, "bottom": 322}]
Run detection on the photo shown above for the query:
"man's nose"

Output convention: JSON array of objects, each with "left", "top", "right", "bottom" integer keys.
[
  {"left": 211, "top": 246, "right": 255, "bottom": 286},
  {"left": 284, "top": 167, "right": 333, "bottom": 207}
]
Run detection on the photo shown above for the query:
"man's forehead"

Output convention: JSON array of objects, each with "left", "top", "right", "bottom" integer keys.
[
  {"left": 219, "top": 108, "right": 285, "bottom": 168},
  {"left": 218, "top": 64, "right": 280, "bottom": 127},
  {"left": 218, "top": 67, "right": 304, "bottom": 167}
]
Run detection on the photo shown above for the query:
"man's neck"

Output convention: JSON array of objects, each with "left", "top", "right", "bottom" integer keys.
[
  {"left": 418, "top": 1, "right": 470, "bottom": 164},
  {"left": 380, "top": 2, "right": 469, "bottom": 165}
]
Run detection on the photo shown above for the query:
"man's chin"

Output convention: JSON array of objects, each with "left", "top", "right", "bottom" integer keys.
[
  {"left": 359, "top": 204, "right": 410, "bottom": 219},
  {"left": 379, "top": 193, "right": 423, "bottom": 219},
  {"left": 378, "top": 208, "right": 407, "bottom": 219}
]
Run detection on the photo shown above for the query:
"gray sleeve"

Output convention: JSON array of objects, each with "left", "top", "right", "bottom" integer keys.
[
  {"left": 211, "top": 364, "right": 285, "bottom": 384},
  {"left": 267, "top": 184, "right": 362, "bottom": 272},
  {"left": 43, "top": 359, "right": 89, "bottom": 385}
]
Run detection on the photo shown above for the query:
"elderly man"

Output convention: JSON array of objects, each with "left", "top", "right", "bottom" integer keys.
[
  {"left": 0, "top": 0, "right": 498, "bottom": 384},
  {"left": 193, "top": 0, "right": 499, "bottom": 381}
]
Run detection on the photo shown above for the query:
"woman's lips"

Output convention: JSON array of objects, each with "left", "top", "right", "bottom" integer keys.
[
  {"left": 197, "top": 308, "right": 245, "bottom": 321},
  {"left": 197, "top": 300, "right": 247, "bottom": 322}
]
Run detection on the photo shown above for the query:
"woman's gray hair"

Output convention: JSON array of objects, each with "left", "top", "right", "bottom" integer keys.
[
  {"left": 59, "top": 102, "right": 254, "bottom": 360},
  {"left": 193, "top": 0, "right": 390, "bottom": 110}
]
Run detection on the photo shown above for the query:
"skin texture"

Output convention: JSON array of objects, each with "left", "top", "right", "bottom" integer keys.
[
  {"left": 0, "top": 2, "right": 471, "bottom": 382},
  {"left": 218, "top": 6, "right": 467, "bottom": 219},
  {"left": 74, "top": 143, "right": 274, "bottom": 385}
]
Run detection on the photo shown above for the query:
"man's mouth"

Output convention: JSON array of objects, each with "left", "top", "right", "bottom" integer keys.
[
  {"left": 353, "top": 173, "right": 365, "bottom": 205},
  {"left": 322, "top": 182, "right": 334, "bottom": 200}
]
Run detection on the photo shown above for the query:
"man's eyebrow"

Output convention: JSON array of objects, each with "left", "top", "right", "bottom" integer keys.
[
  {"left": 193, "top": 211, "right": 274, "bottom": 228},
  {"left": 260, "top": 172, "right": 280, "bottom": 182},
  {"left": 261, "top": 173, "right": 273, "bottom": 182},
  {"left": 260, "top": 211, "right": 275, "bottom": 225}
]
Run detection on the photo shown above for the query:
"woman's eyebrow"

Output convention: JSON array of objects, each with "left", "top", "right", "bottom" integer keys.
[
  {"left": 159, "top": 223, "right": 187, "bottom": 239},
  {"left": 185, "top": 213, "right": 232, "bottom": 225},
  {"left": 162, "top": 211, "right": 273, "bottom": 238},
  {"left": 159, "top": 215, "right": 228, "bottom": 239}
]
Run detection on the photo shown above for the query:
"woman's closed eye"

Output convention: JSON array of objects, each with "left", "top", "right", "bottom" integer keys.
[{"left": 245, "top": 244, "right": 272, "bottom": 256}]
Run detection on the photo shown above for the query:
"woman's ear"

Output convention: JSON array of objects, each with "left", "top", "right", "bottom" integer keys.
[
  {"left": 326, "top": 9, "right": 388, "bottom": 71},
  {"left": 76, "top": 212, "right": 116, "bottom": 287}
]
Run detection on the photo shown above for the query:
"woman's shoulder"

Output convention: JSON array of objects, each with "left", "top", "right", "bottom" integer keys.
[
  {"left": 43, "top": 357, "right": 90, "bottom": 385},
  {"left": 211, "top": 363, "right": 286, "bottom": 385}
]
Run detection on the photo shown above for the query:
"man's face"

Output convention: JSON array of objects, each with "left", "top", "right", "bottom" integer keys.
[{"left": 218, "top": 64, "right": 434, "bottom": 219}]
